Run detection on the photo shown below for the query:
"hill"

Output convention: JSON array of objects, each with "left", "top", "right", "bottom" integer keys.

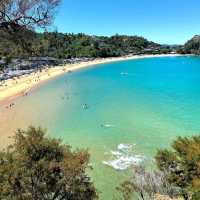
[
  {"left": 180, "top": 35, "right": 200, "bottom": 54},
  {"left": 0, "top": 29, "right": 171, "bottom": 59}
]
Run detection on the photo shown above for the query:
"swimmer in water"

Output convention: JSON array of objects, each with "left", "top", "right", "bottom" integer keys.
[{"left": 82, "top": 104, "right": 89, "bottom": 110}]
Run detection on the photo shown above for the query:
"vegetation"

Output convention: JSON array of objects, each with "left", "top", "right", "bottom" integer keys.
[
  {"left": 0, "top": 0, "right": 61, "bottom": 29},
  {"left": 118, "top": 136, "right": 200, "bottom": 200},
  {"left": 0, "top": 126, "right": 98, "bottom": 200},
  {"left": 0, "top": 1, "right": 175, "bottom": 62},
  {"left": 0, "top": 0, "right": 170, "bottom": 60},
  {"left": 0, "top": 29, "right": 168, "bottom": 59},
  {"left": 117, "top": 167, "right": 179, "bottom": 200},
  {"left": 156, "top": 136, "right": 200, "bottom": 200},
  {"left": 0, "top": 0, "right": 61, "bottom": 54},
  {"left": 179, "top": 35, "right": 200, "bottom": 54}
]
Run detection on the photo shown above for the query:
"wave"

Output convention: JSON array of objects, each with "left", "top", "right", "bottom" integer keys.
[{"left": 103, "top": 143, "right": 145, "bottom": 171}]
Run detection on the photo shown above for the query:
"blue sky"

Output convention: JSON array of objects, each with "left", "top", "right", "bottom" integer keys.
[{"left": 54, "top": 0, "right": 200, "bottom": 44}]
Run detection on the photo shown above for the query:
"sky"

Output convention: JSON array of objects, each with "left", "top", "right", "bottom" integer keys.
[{"left": 54, "top": 0, "right": 200, "bottom": 45}]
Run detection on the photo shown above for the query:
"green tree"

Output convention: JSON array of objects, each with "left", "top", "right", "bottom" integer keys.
[
  {"left": 155, "top": 136, "right": 200, "bottom": 200},
  {"left": 0, "top": 126, "right": 98, "bottom": 200}
]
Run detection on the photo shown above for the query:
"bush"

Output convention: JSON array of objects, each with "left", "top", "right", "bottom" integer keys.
[
  {"left": 117, "top": 166, "right": 179, "bottom": 200},
  {"left": 0, "top": 126, "right": 98, "bottom": 200},
  {"left": 155, "top": 136, "right": 200, "bottom": 199}
]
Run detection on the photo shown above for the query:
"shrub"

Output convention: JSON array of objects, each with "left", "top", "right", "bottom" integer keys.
[{"left": 0, "top": 126, "right": 98, "bottom": 200}]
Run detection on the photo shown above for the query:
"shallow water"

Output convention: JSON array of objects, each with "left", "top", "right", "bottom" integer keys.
[{"left": 1, "top": 56, "right": 200, "bottom": 199}]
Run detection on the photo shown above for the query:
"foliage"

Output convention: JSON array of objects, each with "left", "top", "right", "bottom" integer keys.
[
  {"left": 0, "top": 126, "right": 98, "bottom": 200},
  {"left": 3, "top": 55, "right": 12, "bottom": 65},
  {"left": 0, "top": 30, "right": 162, "bottom": 59},
  {"left": 192, "top": 191, "right": 200, "bottom": 200},
  {"left": 117, "top": 166, "right": 179, "bottom": 200},
  {"left": 182, "top": 35, "right": 200, "bottom": 54},
  {"left": 155, "top": 136, "right": 200, "bottom": 199},
  {"left": 0, "top": 0, "right": 61, "bottom": 52},
  {"left": 0, "top": 0, "right": 61, "bottom": 29}
]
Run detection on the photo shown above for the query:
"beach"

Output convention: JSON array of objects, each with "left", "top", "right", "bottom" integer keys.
[
  {"left": 0, "top": 55, "right": 198, "bottom": 199},
  {"left": 0, "top": 53, "right": 183, "bottom": 149},
  {"left": 0, "top": 54, "right": 182, "bottom": 105}
]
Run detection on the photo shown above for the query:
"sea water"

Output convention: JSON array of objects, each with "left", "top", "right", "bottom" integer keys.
[{"left": 1, "top": 56, "right": 200, "bottom": 199}]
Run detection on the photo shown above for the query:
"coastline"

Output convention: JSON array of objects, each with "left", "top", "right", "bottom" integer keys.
[{"left": 0, "top": 54, "right": 184, "bottom": 104}]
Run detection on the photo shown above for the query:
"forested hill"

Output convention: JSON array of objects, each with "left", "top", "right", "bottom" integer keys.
[
  {"left": 179, "top": 35, "right": 200, "bottom": 54},
  {"left": 0, "top": 30, "right": 171, "bottom": 59}
]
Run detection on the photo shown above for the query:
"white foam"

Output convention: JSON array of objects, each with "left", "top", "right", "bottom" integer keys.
[
  {"left": 103, "top": 155, "right": 144, "bottom": 170},
  {"left": 110, "top": 150, "right": 123, "bottom": 156},
  {"left": 117, "top": 143, "right": 134, "bottom": 151},
  {"left": 103, "top": 143, "right": 145, "bottom": 170}
]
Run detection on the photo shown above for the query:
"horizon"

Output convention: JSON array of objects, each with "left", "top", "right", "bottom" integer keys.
[{"left": 53, "top": 0, "right": 200, "bottom": 45}]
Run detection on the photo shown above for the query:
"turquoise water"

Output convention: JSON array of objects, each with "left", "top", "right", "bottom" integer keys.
[{"left": 1, "top": 56, "right": 200, "bottom": 199}]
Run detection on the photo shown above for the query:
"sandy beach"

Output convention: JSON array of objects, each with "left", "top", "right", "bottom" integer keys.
[{"left": 0, "top": 54, "right": 182, "bottom": 105}]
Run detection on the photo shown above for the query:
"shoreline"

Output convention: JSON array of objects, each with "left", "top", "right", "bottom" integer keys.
[{"left": 0, "top": 54, "right": 185, "bottom": 105}]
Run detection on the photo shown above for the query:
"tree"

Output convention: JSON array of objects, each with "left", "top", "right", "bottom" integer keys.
[
  {"left": 155, "top": 136, "right": 200, "bottom": 200},
  {"left": 182, "top": 35, "right": 200, "bottom": 55},
  {"left": 0, "top": 0, "right": 61, "bottom": 30},
  {"left": 0, "top": 31, "right": 166, "bottom": 59},
  {"left": 117, "top": 166, "right": 179, "bottom": 200},
  {"left": 0, "top": 126, "right": 98, "bottom": 200},
  {"left": 0, "top": 0, "right": 61, "bottom": 52}
]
